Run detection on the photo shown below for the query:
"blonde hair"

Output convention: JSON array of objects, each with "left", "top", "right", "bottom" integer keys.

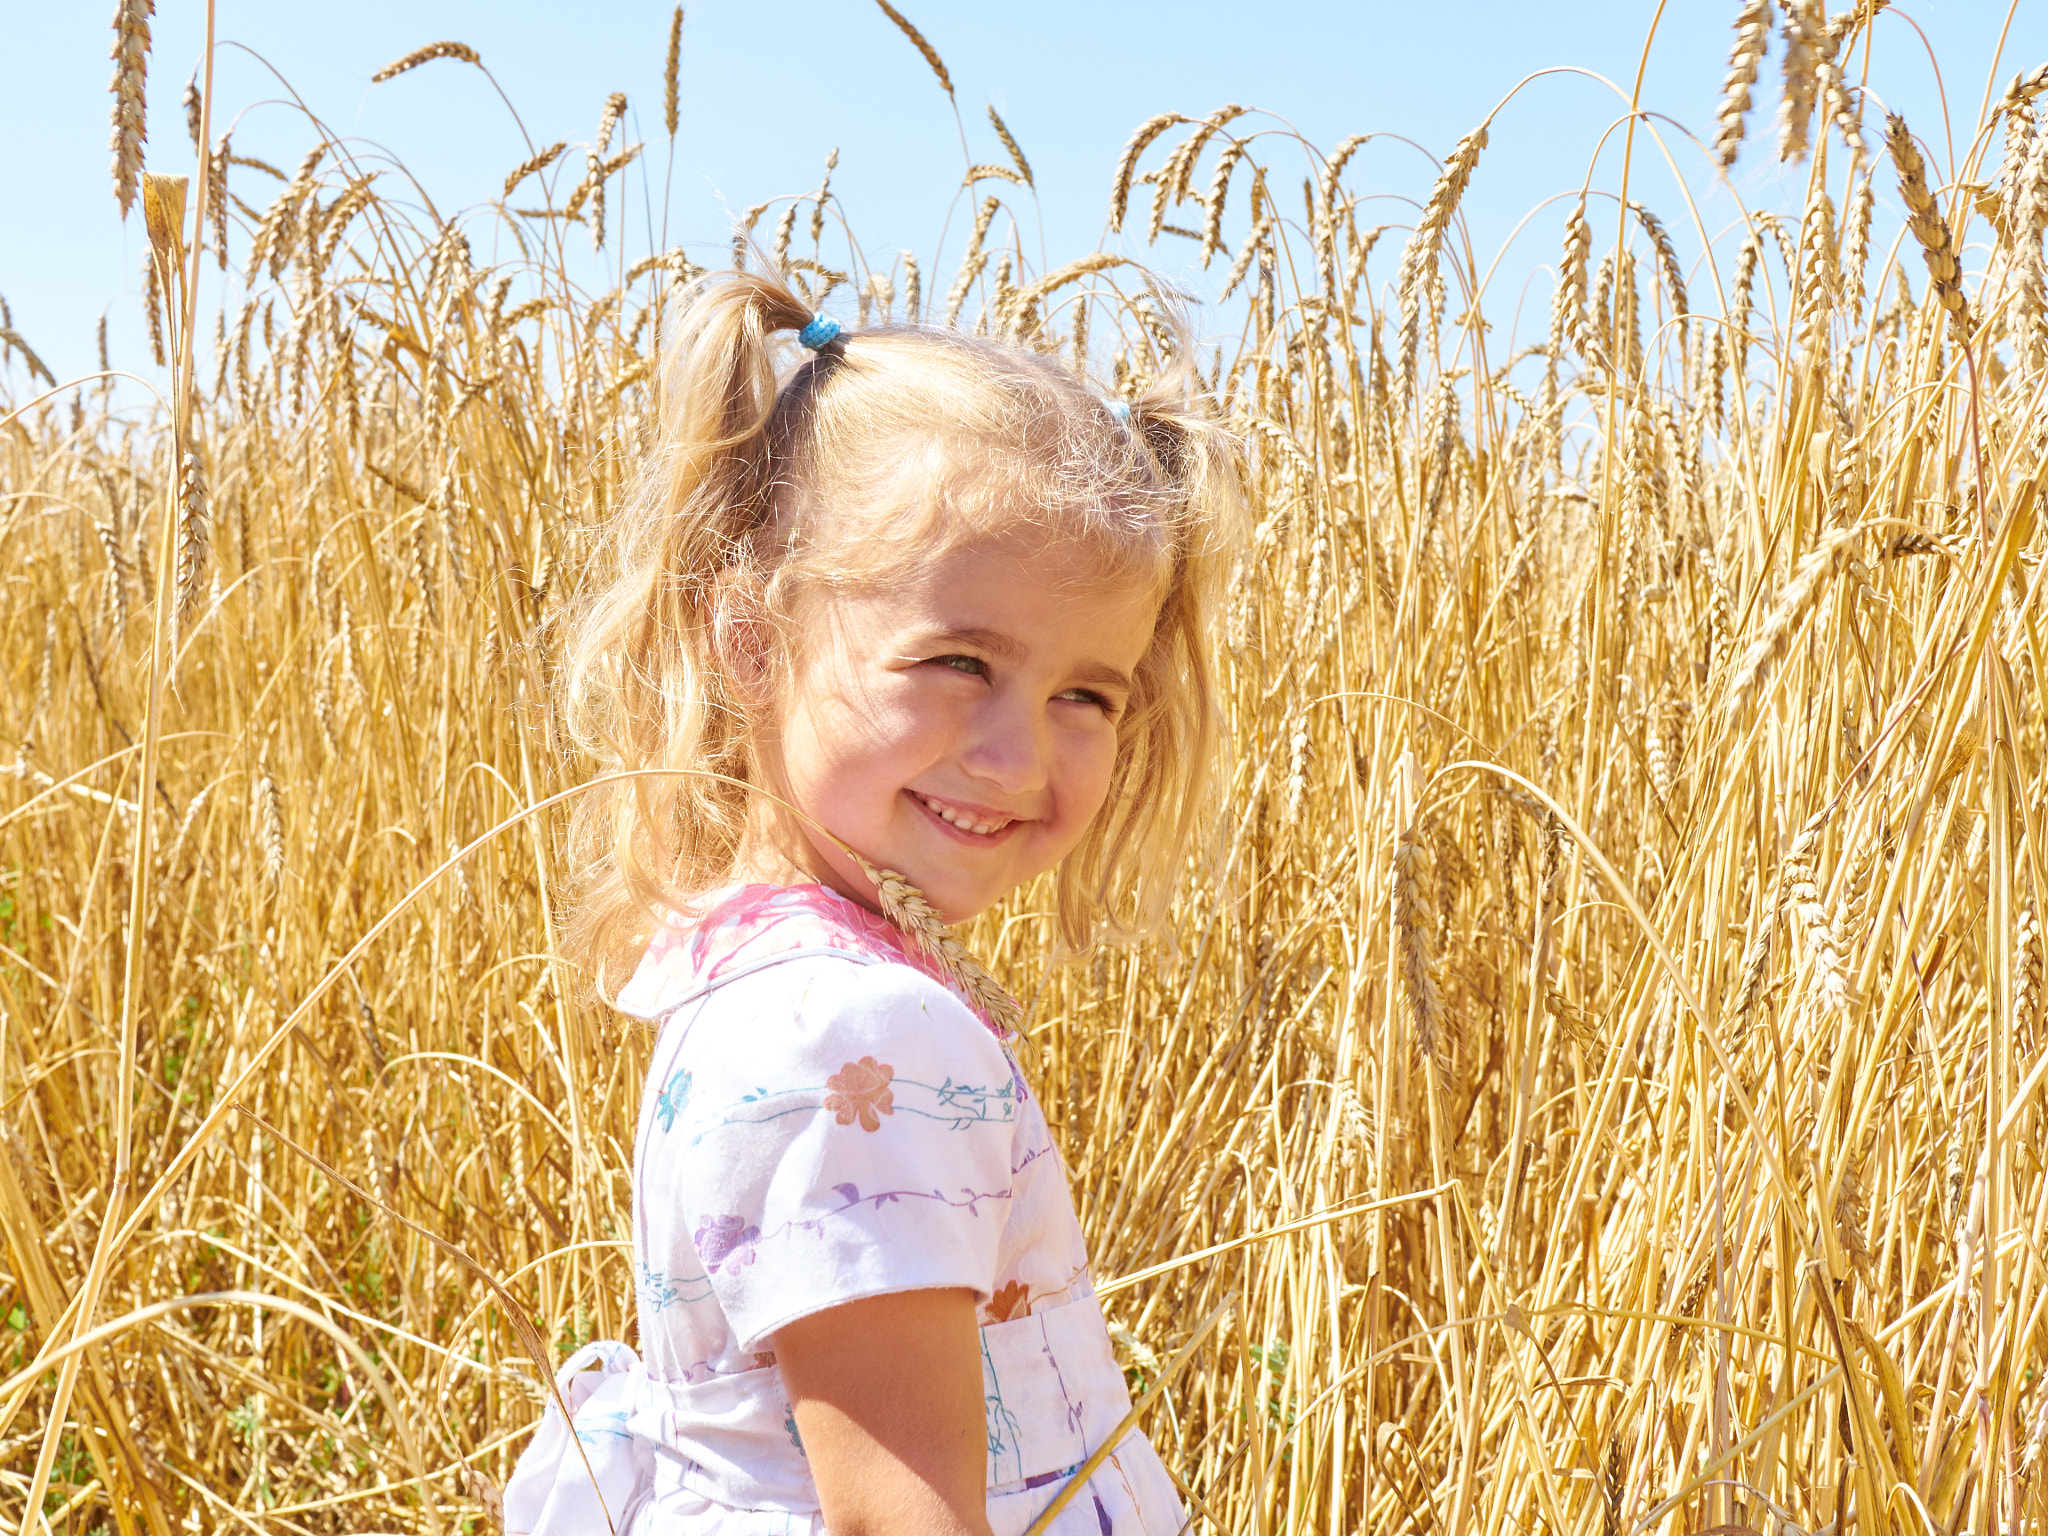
[{"left": 562, "top": 265, "right": 1242, "bottom": 988}]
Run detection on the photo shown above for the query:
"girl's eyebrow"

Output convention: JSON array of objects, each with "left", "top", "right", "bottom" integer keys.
[
  {"left": 1070, "top": 658, "right": 1136, "bottom": 695},
  {"left": 926, "top": 626, "right": 1024, "bottom": 660}
]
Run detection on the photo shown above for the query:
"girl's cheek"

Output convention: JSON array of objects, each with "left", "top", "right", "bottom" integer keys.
[{"left": 1060, "top": 734, "right": 1120, "bottom": 828}]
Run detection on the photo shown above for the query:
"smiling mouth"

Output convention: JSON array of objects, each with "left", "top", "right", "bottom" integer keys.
[{"left": 910, "top": 790, "right": 1017, "bottom": 839}]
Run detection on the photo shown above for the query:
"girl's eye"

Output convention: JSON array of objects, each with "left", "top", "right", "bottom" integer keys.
[
  {"left": 1058, "top": 687, "right": 1120, "bottom": 718},
  {"left": 930, "top": 654, "right": 987, "bottom": 678}
]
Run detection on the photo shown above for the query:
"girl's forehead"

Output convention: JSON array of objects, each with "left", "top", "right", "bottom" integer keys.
[
  {"left": 878, "top": 527, "right": 1162, "bottom": 609},
  {"left": 807, "top": 531, "right": 1161, "bottom": 663}
]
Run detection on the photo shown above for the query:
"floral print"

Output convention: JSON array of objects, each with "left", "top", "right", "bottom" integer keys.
[
  {"left": 824, "top": 1056, "right": 896, "bottom": 1131},
  {"left": 694, "top": 1214, "right": 760, "bottom": 1275},
  {"left": 986, "top": 1279, "right": 1032, "bottom": 1322},
  {"left": 654, "top": 1064, "right": 693, "bottom": 1132}
]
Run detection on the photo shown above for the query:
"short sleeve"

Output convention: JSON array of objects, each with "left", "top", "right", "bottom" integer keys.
[{"left": 652, "top": 955, "right": 1022, "bottom": 1352}]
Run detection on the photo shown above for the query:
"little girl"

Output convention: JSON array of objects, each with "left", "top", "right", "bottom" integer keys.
[{"left": 502, "top": 267, "right": 1238, "bottom": 1535}]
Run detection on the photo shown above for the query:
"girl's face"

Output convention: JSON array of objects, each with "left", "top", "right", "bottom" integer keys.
[{"left": 741, "top": 531, "right": 1161, "bottom": 924}]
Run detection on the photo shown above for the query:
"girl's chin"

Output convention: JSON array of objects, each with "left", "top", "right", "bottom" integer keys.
[{"left": 908, "top": 876, "right": 997, "bottom": 926}]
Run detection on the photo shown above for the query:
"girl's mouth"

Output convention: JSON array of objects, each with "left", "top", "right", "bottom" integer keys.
[{"left": 909, "top": 790, "right": 1018, "bottom": 841}]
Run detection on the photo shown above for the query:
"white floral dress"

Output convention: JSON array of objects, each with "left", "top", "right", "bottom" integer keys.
[{"left": 503, "top": 884, "right": 1185, "bottom": 1536}]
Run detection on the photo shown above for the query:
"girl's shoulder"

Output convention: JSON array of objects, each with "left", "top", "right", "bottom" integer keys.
[{"left": 617, "top": 882, "right": 996, "bottom": 1034}]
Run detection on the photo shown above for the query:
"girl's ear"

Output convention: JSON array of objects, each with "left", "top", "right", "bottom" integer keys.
[{"left": 711, "top": 568, "right": 777, "bottom": 714}]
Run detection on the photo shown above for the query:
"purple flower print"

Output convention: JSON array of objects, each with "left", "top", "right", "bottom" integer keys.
[{"left": 694, "top": 1213, "right": 760, "bottom": 1275}]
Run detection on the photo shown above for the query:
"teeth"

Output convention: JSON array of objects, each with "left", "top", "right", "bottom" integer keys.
[{"left": 917, "top": 793, "right": 1008, "bottom": 837}]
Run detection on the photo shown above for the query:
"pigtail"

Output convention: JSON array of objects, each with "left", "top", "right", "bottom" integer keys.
[
  {"left": 1070, "top": 307, "right": 1246, "bottom": 945},
  {"left": 562, "top": 268, "right": 819, "bottom": 990}
]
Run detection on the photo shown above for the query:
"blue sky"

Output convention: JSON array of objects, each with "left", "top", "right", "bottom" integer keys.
[{"left": 2, "top": 1, "right": 2042, "bottom": 388}]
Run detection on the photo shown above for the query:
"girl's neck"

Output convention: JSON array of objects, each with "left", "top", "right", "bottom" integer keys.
[{"left": 728, "top": 805, "right": 880, "bottom": 916}]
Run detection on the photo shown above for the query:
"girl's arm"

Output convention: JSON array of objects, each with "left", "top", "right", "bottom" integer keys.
[{"left": 775, "top": 1286, "right": 996, "bottom": 1536}]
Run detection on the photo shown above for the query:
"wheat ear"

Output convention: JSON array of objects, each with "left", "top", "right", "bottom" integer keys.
[
  {"left": 872, "top": 0, "right": 952, "bottom": 97},
  {"left": 1392, "top": 822, "right": 1443, "bottom": 1067},
  {"left": 1714, "top": 0, "right": 1772, "bottom": 168},
  {"left": 1886, "top": 113, "right": 1972, "bottom": 341},
  {"left": 371, "top": 41, "right": 481, "bottom": 84},
  {"left": 1725, "top": 525, "right": 1862, "bottom": 714},
  {"left": 843, "top": 850, "right": 1023, "bottom": 1036},
  {"left": 108, "top": 0, "right": 153, "bottom": 218},
  {"left": 596, "top": 92, "right": 627, "bottom": 157},
  {"left": 664, "top": 7, "right": 683, "bottom": 138},
  {"left": 172, "top": 449, "right": 208, "bottom": 656},
  {"left": 1777, "top": 0, "right": 1821, "bottom": 162},
  {"left": 1397, "top": 122, "right": 1489, "bottom": 400},
  {"left": 1783, "top": 810, "right": 1851, "bottom": 1013},
  {"left": 1110, "top": 113, "right": 1183, "bottom": 234},
  {"left": 987, "top": 104, "right": 1033, "bottom": 188}
]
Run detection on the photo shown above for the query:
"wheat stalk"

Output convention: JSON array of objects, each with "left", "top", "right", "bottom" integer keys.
[
  {"left": 1201, "top": 134, "right": 1250, "bottom": 265},
  {"left": 502, "top": 142, "right": 567, "bottom": 200},
  {"left": 900, "top": 249, "right": 921, "bottom": 322},
  {"left": 181, "top": 67, "right": 200, "bottom": 154},
  {"left": 2012, "top": 122, "right": 2048, "bottom": 371},
  {"left": 1631, "top": 200, "right": 1689, "bottom": 319}
]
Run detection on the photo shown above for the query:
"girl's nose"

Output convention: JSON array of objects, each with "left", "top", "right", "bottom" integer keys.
[{"left": 959, "top": 690, "right": 1050, "bottom": 797}]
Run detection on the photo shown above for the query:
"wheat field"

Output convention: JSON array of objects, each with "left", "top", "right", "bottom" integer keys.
[{"left": 2, "top": 3, "right": 2047, "bottom": 1532}]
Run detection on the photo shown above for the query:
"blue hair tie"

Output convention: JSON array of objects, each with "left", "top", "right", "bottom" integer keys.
[
  {"left": 798, "top": 313, "right": 843, "bottom": 351},
  {"left": 1106, "top": 398, "right": 1132, "bottom": 425}
]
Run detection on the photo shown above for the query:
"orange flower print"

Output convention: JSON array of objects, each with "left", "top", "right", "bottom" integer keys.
[
  {"left": 986, "top": 1280, "right": 1031, "bottom": 1322},
  {"left": 824, "top": 1057, "right": 896, "bottom": 1131}
]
